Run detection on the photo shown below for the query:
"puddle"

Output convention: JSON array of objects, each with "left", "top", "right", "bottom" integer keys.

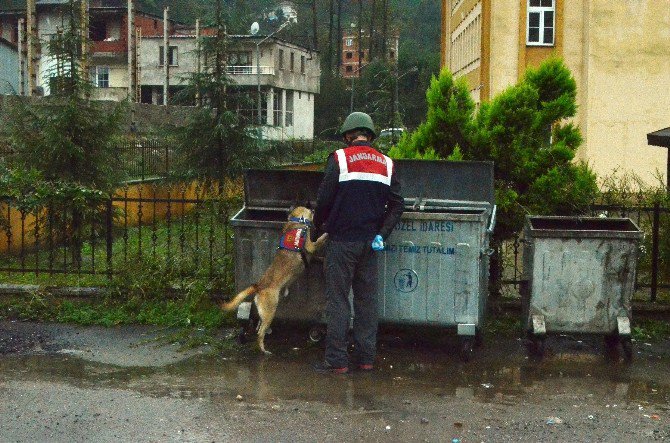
[{"left": 2, "top": 332, "right": 670, "bottom": 410}]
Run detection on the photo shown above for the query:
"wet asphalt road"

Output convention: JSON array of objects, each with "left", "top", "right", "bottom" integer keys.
[{"left": 1, "top": 320, "right": 670, "bottom": 442}]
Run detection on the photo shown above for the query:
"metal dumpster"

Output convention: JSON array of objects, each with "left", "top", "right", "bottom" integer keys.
[
  {"left": 229, "top": 169, "right": 327, "bottom": 332},
  {"left": 230, "top": 160, "right": 496, "bottom": 359},
  {"left": 377, "top": 160, "right": 496, "bottom": 360},
  {"left": 521, "top": 216, "right": 643, "bottom": 361}
]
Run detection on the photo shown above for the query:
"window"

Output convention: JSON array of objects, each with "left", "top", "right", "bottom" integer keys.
[
  {"left": 300, "top": 55, "right": 306, "bottom": 74},
  {"left": 285, "top": 90, "right": 294, "bottom": 127},
  {"left": 290, "top": 52, "right": 295, "bottom": 72},
  {"left": 273, "top": 89, "right": 282, "bottom": 126},
  {"left": 389, "top": 50, "right": 395, "bottom": 59},
  {"left": 239, "top": 89, "right": 268, "bottom": 124},
  {"left": 279, "top": 49, "right": 284, "bottom": 69},
  {"left": 90, "top": 66, "right": 110, "bottom": 88},
  {"left": 527, "top": 0, "right": 554, "bottom": 46},
  {"left": 346, "top": 65, "right": 353, "bottom": 73},
  {"left": 345, "top": 51, "right": 353, "bottom": 59},
  {"left": 159, "top": 46, "right": 178, "bottom": 66},
  {"left": 345, "top": 38, "right": 353, "bottom": 47},
  {"left": 228, "top": 51, "right": 252, "bottom": 66}
]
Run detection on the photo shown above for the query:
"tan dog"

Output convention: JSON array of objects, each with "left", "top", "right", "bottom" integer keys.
[{"left": 221, "top": 206, "right": 328, "bottom": 354}]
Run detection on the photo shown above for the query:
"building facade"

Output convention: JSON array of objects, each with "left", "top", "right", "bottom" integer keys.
[
  {"left": 0, "top": 38, "right": 20, "bottom": 95},
  {"left": 139, "top": 34, "right": 320, "bottom": 140},
  {"left": 0, "top": 1, "right": 320, "bottom": 140},
  {"left": 340, "top": 29, "right": 399, "bottom": 78},
  {"left": 441, "top": 0, "right": 670, "bottom": 184}
]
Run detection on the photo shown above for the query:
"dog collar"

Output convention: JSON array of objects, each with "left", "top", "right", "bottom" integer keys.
[{"left": 289, "top": 216, "right": 313, "bottom": 227}]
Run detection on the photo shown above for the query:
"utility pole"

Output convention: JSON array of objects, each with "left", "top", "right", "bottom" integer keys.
[
  {"left": 18, "top": 18, "right": 25, "bottom": 95},
  {"left": 327, "top": 0, "right": 334, "bottom": 69},
  {"left": 195, "top": 18, "right": 201, "bottom": 106},
  {"left": 368, "top": 0, "right": 376, "bottom": 60},
  {"left": 26, "top": 0, "right": 36, "bottom": 96},
  {"left": 127, "top": 0, "right": 136, "bottom": 101},
  {"left": 135, "top": 26, "right": 141, "bottom": 100},
  {"left": 336, "top": 0, "right": 342, "bottom": 71},
  {"left": 80, "top": 0, "right": 89, "bottom": 96},
  {"left": 163, "top": 7, "right": 169, "bottom": 106}
]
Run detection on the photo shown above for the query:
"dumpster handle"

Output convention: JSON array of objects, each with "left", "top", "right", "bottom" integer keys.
[{"left": 487, "top": 205, "right": 497, "bottom": 234}]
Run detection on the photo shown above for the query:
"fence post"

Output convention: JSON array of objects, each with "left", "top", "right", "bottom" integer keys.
[
  {"left": 140, "top": 141, "right": 145, "bottom": 181},
  {"left": 651, "top": 201, "right": 660, "bottom": 302},
  {"left": 106, "top": 198, "right": 113, "bottom": 278}
]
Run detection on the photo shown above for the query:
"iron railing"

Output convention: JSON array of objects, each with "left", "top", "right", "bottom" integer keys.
[{"left": 0, "top": 183, "right": 236, "bottom": 291}]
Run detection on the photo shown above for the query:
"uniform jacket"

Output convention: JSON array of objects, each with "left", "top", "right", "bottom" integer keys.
[{"left": 313, "top": 142, "right": 404, "bottom": 242}]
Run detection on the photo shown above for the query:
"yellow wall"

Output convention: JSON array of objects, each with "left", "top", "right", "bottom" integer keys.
[
  {"left": 559, "top": 0, "right": 670, "bottom": 183},
  {"left": 446, "top": 0, "right": 670, "bottom": 185},
  {"left": 0, "top": 180, "right": 240, "bottom": 254}
]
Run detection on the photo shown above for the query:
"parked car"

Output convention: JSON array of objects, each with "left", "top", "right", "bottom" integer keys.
[{"left": 375, "top": 127, "right": 406, "bottom": 152}]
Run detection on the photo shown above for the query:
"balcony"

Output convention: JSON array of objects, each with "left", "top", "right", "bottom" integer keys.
[
  {"left": 92, "top": 40, "right": 126, "bottom": 55},
  {"left": 226, "top": 66, "right": 275, "bottom": 75}
]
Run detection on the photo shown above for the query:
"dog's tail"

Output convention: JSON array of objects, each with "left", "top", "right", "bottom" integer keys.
[{"left": 220, "top": 285, "right": 258, "bottom": 311}]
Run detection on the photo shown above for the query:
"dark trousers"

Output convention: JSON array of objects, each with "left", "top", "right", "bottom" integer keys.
[{"left": 324, "top": 240, "right": 379, "bottom": 368}]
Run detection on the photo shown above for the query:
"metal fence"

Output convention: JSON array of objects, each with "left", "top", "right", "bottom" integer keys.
[
  {"left": 2, "top": 176, "right": 669, "bottom": 303},
  {"left": 0, "top": 183, "right": 237, "bottom": 291},
  {"left": 119, "top": 139, "right": 174, "bottom": 181}
]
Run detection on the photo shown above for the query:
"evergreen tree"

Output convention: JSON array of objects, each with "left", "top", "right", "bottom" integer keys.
[{"left": 391, "top": 57, "right": 598, "bottom": 240}]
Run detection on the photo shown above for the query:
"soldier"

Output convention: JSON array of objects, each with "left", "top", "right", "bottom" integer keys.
[{"left": 311, "top": 112, "right": 404, "bottom": 374}]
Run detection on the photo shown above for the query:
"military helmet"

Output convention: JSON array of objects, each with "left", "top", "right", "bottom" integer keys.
[{"left": 340, "top": 112, "right": 376, "bottom": 139}]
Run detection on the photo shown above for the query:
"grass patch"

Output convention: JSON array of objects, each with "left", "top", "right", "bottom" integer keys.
[
  {"left": 0, "top": 293, "right": 238, "bottom": 330},
  {"left": 632, "top": 319, "right": 670, "bottom": 343},
  {"left": 484, "top": 313, "right": 523, "bottom": 338}
]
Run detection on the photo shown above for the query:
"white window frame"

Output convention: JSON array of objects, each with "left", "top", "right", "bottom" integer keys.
[
  {"left": 159, "top": 46, "right": 178, "bottom": 66},
  {"left": 90, "top": 66, "right": 110, "bottom": 88},
  {"left": 345, "top": 38, "right": 353, "bottom": 47},
  {"left": 526, "top": 0, "right": 555, "bottom": 47}
]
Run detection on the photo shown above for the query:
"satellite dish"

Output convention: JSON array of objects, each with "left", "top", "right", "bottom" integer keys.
[{"left": 250, "top": 22, "right": 260, "bottom": 35}]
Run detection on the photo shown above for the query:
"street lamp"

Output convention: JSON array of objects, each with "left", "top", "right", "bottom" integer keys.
[
  {"left": 391, "top": 66, "right": 419, "bottom": 144},
  {"left": 250, "top": 18, "right": 295, "bottom": 128}
]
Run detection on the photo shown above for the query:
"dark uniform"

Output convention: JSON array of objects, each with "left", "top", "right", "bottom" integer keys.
[{"left": 313, "top": 141, "right": 404, "bottom": 369}]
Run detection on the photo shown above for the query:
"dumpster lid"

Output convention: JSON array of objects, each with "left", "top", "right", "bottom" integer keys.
[
  {"left": 244, "top": 160, "right": 495, "bottom": 209},
  {"left": 394, "top": 160, "right": 494, "bottom": 207},
  {"left": 526, "top": 216, "right": 643, "bottom": 240},
  {"left": 244, "top": 169, "right": 324, "bottom": 208}
]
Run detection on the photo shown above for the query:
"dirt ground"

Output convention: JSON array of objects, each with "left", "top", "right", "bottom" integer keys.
[{"left": 1, "top": 319, "right": 670, "bottom": 442}]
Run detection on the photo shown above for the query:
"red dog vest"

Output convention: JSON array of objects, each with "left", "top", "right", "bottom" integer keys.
[{"left": 279, "top": 228, "right": 307, "bottom": 252}]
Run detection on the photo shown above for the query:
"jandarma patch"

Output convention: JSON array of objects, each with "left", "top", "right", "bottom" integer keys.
[{"left": 279, "top": 228, "right": 306, "bottom": 251}]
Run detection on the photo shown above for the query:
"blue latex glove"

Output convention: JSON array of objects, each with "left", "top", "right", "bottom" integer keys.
[{"left": 371, "top": 234, "right": 384, "bottom": 251}]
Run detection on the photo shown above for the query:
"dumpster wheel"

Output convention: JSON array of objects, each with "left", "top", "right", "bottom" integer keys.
[
  {"left": 621, "top": 337, "right": 633, "bottom": 363},
  {"left": 527, "top": 334, "right": 546, "bottom": 359},
  {"left": 459, "top": 337, "right": 474, "bottom": 362},
  {"left": 308, "top": 324, "right": 327, "bottom": 343},
  {"left": 604, "top": 334, "right": 621, "bottom": 361},
  {"left": 237, "top": 304, "right": 260, "bottom": 345}
]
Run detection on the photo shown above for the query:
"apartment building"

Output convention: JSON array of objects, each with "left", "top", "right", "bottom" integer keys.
[
  {"left": 0, "top": 1, "right": 320, "bottom": 140},
  {"left": 340, "top": 29, "right": 399, "bottom": 78},
  {"left": 139, "top": 34, "right": 320, "bottom": 139}
]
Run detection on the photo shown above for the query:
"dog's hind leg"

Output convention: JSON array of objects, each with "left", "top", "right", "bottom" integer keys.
[{"left": 256, "top": 288, "right": 280, "bottom": 355}]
